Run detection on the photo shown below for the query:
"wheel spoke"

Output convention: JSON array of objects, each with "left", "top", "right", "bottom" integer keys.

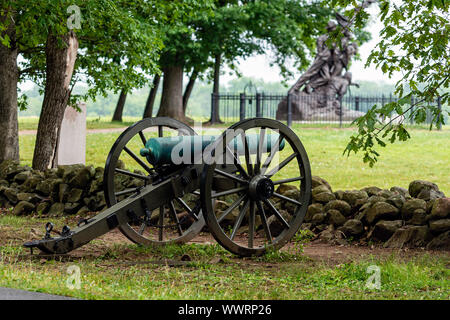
[
  {"left": 169, "top": 201, "right": 183, "bottom": 236},
  {"left": 115, "top": 187, "right": 141, "bottom": 197},
  {"left": 225, "top": 145, "right": 249, "bottom": 180},
  {"left": 158, "top": 206, "right": 164, "bottom": 241},
  {"left": 175, "top": 197, "right": 198, "bottom": 221},
  {"left": 272, "top": 176, "right": 303, "bottom": 185},
  {"left": 139, "top": 131, "right": 147, "bottom": 147},
  {"left": 214, "top": 169, "right": 248, "bottom": 185},
  {"left": 230, "top": 199, "right": 250, "bottom": 240},
  {"left": 123, "top": 146, "right": 153, "bottom": 174},
  {"left": 265, "top": 152, "right": 297, "bottom": 178},
  {"left": 248, "top": 201, "right": 255, "bottom": 248},
  {"left": 255, "top": 128, "right": 266, "bottom": 175},
  {"left": 272, "top": 192, "right": 302, "bottom": 207},
  {"left": 260, "top": 135, "right": 282, "bottom": 175},
  {"left": 256, "top": 200, "right": 272, "bottom": 243},
  {"left": 115, "top": 168, "right": 150, "bottom": 180},
  {"left": 217, "top": 194, "right": 247, "bottom": 223},
  {"left": 264, "top": 199, "right": 290, "bottom": 229},
  {"left": 211, "top": 185, "right": 248, "bottom": 199},
  {"left": 240, "top": 132, "right": 253, "bottom": 176},
  {"left": 158, "top": 126, "right": 163, "bottom": 137},
  {"left": 138, "top": 222, "right": 146, "bottom": 235}
]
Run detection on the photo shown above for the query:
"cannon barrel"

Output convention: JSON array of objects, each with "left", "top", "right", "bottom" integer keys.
[{"left": 140, "top": 134, "right": 285, "bottom": 166}]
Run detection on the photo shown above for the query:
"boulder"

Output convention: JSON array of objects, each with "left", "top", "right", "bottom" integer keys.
[
  {"left": 369, "top": 220, "right": 403, "bottom": 242},
  {"left": 20, "top": 176, "right": 43, "bottom": 193},
  {"left": 17, "top": 193, "right": 42, "bottom": 204},
  {"left": 283, "top": 189, "right": 301, "bottom": 213},
  {"left": 408, "top": 180, "right": 440, "bottom": 198},
  {"left": 311, "top": 213, "right": 327, "bottom": 225},
  {"left": 36, "top": 202, "right": 50, "bottom": 215},
  {"left": 401, "top": 199, "right": 427, "bottom": 220},
  {"left": 13, "top": 201, "right": 35, "bottom": 215},
  {"left": 334, "top": 190, "right": 344, "bottom": 200},
  {"left": 0, "top": 179, "right": 8, "bottom": 187},
  {"left": 304, "top": 203, "right": 323, "bottom": 222},
  {"left": 339, "top": 219, "right": 364, "bottom": 237},
  {"left": 324, "top": 200, "right": 351, "bottom": 216},
  {"left": 361, "top": 186, "right": 382, "bottom": 197},
  {"left": 13, "top": 171, "right": 31, "bottom": 183},
  {"left": 76, "top": 206, "right": 90, "bottom": 216},
  {"left": 428, "top": 198, "right": 450, "bottom": 220},
  {"left": 407, "top": 209, "right": 427, "bottom": 225},
  {"left": 3, "top": 188, "right": 18, "bottom": 204},
  {"left": 386, "top": 194, "right": 405, "bottom": 209},
  {"left": 365, "top": 202, "right": 399, "bottom": 225},
  {"left": 390, "top": 186, "right": 410, "bottom": 197},
  {"left": 267, "top": 209, "right": 290, "bottom": 236},
  {"left": 58, "top": 183, "right": 69, "bottom": 203},
  {"left": 36, "top": 179, "right": 54, "bottom": 196},
  {"left": 312, "top": 185, "right": 331, "bottom": 196},
  {"left": 311, "top": 176, "right": 332, "bottom": 192},
  {"left": 384, "top": 226, "right": 432, "bottom": 248},
  {"left": 48, "top": 203, "right": 65, "bottom": 216},
  {"left": 416, "top": 188, "right": 445, "bottom": 201},
  {"left": 377, "top": 189, "right": 394, "bottom": 199},
  {"left": 342, "top": 190, "right": 368, "bottom": 208},
  {"left": 312, "top": 191, "right": 336, "bottom": 204},
  {"left": 67, "top": 188, "right": 84, "bottom": 203},
  {"left": 327, "top": 209, "right": 346, "bottom": 227},
  {"left": 429, "top": 219, "right": 450, "bottom": 234},
  {"left": 64, "top": 202, "right": 83, "bottom": 215},
  {"left": 0, "top": 160, "right": 27, "bottom": 180},
  {"left": 56, "top": 164, "right": 85, "bottom": 181},
  {"left": 69, "top": 167, "right": 93, "bottom": 188},
  {"left": 426, "top": 231, "right": 450, "bottom": 250},
  {"left": 276, "top": 184, "right": 298, "bottom": 195}
]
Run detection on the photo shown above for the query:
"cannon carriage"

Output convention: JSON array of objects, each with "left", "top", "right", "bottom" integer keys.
[{"left": 25, "top": 117, "right": 311, "bottom": 256}]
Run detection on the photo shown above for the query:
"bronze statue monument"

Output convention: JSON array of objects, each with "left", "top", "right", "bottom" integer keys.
[{"left": 277, "top": 1, "right": 376, "bottom": 121}]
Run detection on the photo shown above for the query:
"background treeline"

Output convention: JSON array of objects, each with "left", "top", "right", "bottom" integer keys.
[{"left": 18, "top": 78, "right": 397, "bottom": 119}]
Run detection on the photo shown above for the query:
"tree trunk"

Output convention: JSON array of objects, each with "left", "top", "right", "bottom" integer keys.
[
  {"left": 112, "top": 90, "right": 127, "bottom": 122},
  {"left": 210, "top": 54, "right": 223, "bottom": 123},
  {"left": 183, "top": 70, "right": 198, "bottom": 113},
  {"left": 157, "top": 65, "right": 185, "bottom": 121},
  {"left": 143, "top": 75, "right": 161, "bottom": 118},
  {"left": 0, "top": 8, "right": 20, "bottom": 162},
  {"left": 32, "top": 31, "right": 79, "bottom": 170}
]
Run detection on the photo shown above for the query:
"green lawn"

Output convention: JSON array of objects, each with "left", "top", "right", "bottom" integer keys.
[
  {"left": 18, "top": 125, "right": 450, "bottom": 194},
  {"left": 0, "top": 215, "right": 448, "bottom": 300}
]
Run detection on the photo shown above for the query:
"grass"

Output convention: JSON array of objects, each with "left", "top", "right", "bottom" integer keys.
[
  {"left": 0, "top": 215, "right": 448, "bottom": 300},
  {"left": 18, "top": 124, "right": 450, "bottom": 194}
]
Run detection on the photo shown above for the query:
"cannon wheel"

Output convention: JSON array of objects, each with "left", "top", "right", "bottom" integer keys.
[
  {"left": 104, "top": 117, "right": 205, "bottom": 246},
  {"left": 201, "top": 118, "right": 312, "bottom": 256}
]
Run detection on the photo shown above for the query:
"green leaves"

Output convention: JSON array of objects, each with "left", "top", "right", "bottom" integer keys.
[{"left": 329, "top": 0, "right": 449, "bottom": 166}]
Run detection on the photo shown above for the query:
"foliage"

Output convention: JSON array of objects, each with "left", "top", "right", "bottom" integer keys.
[{"left": 327, "top": 0, "right": 449, "bottom": 166}]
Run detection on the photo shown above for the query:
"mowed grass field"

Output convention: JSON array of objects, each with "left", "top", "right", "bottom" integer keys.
[{"left": 19, "top": 121, "right": 450, "bottom": 194}]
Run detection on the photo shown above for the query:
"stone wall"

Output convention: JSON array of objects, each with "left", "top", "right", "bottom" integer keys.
[{"left": 0, "top": 160, "right": 448, "bottom": 250}]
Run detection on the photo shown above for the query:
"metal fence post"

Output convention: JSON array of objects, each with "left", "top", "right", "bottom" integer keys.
[
  {"left": 339, "top": 96, "right": 343, "bottom": 128},
  {"left": 256, "top": 93, "right": 262, "bottom": 118},
  {"left": 240, "top": 93, "right": 246, "bottom": 121},
  {"left": 287, "top": 94, "right": 292, "bottom": 128},
  {"left": 210, "top": 93, "right": 216, "bottom": 124},
  {"left": 355, "top": 96, "right": 359, "bottom": 111},
  {"left": 437, "top": 96, "right": 442, "bottom": 130}
]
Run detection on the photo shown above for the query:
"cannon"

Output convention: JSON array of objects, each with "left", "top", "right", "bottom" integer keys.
[{"left": 24, "top": 117, "right": 311, "bottom": 256}]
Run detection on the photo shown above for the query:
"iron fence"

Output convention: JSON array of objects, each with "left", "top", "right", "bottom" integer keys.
[{"left": 211, "top": 93, "right": 444, "bottom": 128}]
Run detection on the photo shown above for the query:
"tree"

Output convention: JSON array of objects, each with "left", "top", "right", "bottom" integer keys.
[
  {"left": 327, "top": 0, "right": 450, "bottom": 166},
  {"left": 157, "top": 0, "right": 333, "bottom": 123},
  {"left": 143, "top": 75, "right": 161, "bottom": 118},
  {"left": 0, "top": 4, "right": 19, "bottom": 162},
  {"left": 0, "top": 0, "right": 203, "bottom": 169}
]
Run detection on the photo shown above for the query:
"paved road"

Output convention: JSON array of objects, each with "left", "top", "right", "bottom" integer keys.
[{"left": 0, "top": 287, "right": 76, "bottom": 300}]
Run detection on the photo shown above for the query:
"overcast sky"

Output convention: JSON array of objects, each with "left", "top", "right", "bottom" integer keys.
[{"left": 222, "top": 5, "right": 402, "bottom": 87}]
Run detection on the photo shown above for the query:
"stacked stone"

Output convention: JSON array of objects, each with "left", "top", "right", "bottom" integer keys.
[
  {"left": 297, "top": 177, "right": 449, "bottom": 250},
  {"left": 0, "top": 160, "right": 143, "bottom": 217}
]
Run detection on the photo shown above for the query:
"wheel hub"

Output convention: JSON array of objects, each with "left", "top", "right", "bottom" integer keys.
[{"left": 249, "top": 176, "right": 274, "bottom": 201}]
